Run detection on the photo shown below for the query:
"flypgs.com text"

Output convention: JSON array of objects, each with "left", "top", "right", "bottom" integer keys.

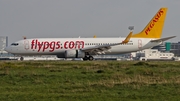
[{"left": 31, "top": 40, "right": 84, "bottom": 52}]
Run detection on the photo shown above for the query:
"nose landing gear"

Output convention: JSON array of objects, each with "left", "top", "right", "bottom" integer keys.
[{"left": 20, "top": 57, "right": 24, "bottom": 61}]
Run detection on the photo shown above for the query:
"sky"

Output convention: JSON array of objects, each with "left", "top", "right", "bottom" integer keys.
[{"left": 0, "top": 0, "right": 180, "bottom": 44}]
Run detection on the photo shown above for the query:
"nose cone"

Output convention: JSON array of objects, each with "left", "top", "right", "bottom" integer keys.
[
  {"left": 4, "top": 46, "right": 11, "bottom": 53},
  {"left": 4, "top": 47, "right": 8, "bottom": 52}
]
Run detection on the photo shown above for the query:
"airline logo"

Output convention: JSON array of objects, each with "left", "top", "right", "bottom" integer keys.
[
  {"left": 31, "top": 39, "right": 84, "bottom": 52},
  {"left": 145, "top": 8, "right": 164, "bottom": 35}
]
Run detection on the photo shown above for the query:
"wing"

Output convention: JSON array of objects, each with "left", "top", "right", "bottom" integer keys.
[{"left": 81, "top": 32, "right": 133, "bottom": 54}]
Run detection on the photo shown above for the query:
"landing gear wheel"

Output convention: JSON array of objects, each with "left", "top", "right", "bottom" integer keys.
[
  {"left": 89, "top": 56, "right": 94, "bottom": 61},
  {"left": 20, "top": 57, "right": 24, "bottom": 61},
  {"left": 83, "top": 56, "right": 88, "bottom": 61}
]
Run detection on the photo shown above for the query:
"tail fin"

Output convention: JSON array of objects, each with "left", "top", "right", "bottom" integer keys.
[{"left": 131, "top": 7, "right": 167, "bottom": 38}]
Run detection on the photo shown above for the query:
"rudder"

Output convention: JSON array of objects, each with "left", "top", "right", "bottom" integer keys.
[{"left": 131, "top": 7, "right": 167, "bottom": 38}]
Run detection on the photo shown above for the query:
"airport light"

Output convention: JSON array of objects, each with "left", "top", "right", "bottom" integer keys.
[{"left": 128, "top": 26, "right": 134, "bottom": 31}]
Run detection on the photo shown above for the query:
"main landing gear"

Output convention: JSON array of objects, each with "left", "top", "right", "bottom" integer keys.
[
  {"left": 83, "top": 55, "right": 94, "bottom": 61},
  {"left": 83, "top": 52, "right": 94, "bottom": 61}
]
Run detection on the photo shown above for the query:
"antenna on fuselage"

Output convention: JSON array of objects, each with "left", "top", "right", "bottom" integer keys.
[{"left": 23, "top": 36, "right": 27, "bottom": 39}]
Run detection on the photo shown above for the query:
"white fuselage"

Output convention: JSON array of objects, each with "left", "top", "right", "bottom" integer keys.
[{"left": 5, "top": 37, "right": 161, "bottom": 57}]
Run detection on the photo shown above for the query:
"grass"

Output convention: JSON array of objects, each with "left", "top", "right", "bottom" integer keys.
[{"left": 0, "top": 61, "right": 180, "bottom": 101}]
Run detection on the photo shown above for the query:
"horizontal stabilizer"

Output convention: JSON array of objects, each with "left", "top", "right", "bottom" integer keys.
[{"left": 150, "top": 36, "right": 176, "bottom": 42}]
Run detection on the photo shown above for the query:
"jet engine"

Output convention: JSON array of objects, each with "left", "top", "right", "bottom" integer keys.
[{"left": 64, "top": 50, "right": 85, "bottom": 58}]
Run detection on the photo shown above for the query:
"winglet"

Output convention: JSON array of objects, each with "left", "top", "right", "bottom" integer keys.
[{"left": 122, "top": 31, "right": 133, "bottom": 43}]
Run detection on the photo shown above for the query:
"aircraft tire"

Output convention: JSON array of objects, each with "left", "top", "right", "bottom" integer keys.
[
  {"left": 83, "top": 56, "right": 88, "bottom": 61},
  {"left": 89, "top": 56, "right": 94, "bottom": 61},
  {"left": 20, "top": 57, "right": 24, "bottom": 61}
]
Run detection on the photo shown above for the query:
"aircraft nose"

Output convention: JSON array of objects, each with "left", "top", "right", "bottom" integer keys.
[
  {"left": 4, "top": 47, "right": 11, "bottom": 53},
  {"left": 4, "top": 47, "right": 8, "bottom": 52}
]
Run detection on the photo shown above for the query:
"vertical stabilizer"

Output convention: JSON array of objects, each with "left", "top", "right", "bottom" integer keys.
[{"left": 131, "top": 7, "right": 167, "bottom": 38}]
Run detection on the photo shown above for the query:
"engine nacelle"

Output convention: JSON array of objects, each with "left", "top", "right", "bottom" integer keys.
[{"left": 65, "top": 50, "right": 85, "bottom": 58}]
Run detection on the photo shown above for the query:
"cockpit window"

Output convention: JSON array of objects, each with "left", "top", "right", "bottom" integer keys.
[{"left": 11, "top": 43, "right": 19, "bottom": 46}]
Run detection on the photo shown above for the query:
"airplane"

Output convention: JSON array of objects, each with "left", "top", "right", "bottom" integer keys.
[{"left": 5, "top": 7, "right": 176, "bottom": 61}]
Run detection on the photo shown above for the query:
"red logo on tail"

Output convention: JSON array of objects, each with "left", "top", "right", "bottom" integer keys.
[{"left": 145, "top": 9, "right": 164, "bottom": 35}]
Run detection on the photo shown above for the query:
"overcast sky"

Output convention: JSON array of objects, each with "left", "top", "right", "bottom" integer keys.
[{"left": 0, "top": 0, "right": 180, "bottom": 44}]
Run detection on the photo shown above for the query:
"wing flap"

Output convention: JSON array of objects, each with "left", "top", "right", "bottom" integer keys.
[{"left": 81, "top": 32, "right": 133, "bottom": 53}]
